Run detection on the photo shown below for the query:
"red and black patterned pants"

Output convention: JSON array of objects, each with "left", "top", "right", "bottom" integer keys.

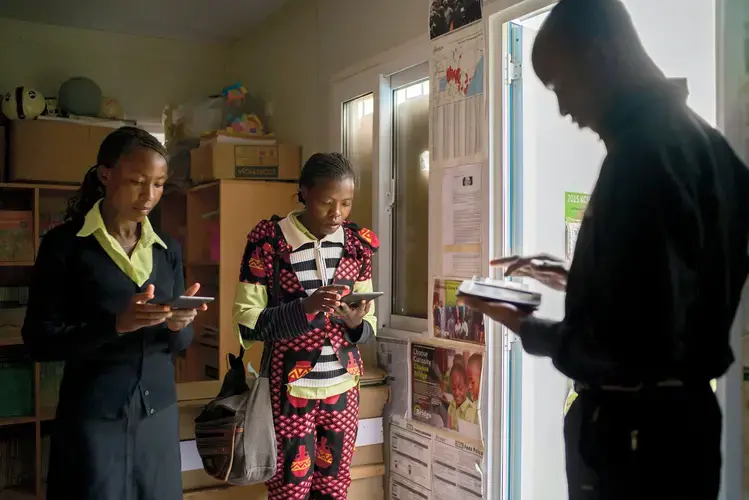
[{"left": 266, "top": 385, "right": 360, "bottom": 500}]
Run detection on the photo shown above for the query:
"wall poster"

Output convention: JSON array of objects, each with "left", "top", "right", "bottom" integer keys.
[
  {"left": 564, "top": 191, "right": 590, "bottom": 261},
  {"left": 411, "top": 342, "right": 484, "bottom": 441},
  {"left": 431, "top": 278, "right": 485, "bottom": 345},
  {"left": 430, "top": 22, "right": 485, "bottom": 162}
]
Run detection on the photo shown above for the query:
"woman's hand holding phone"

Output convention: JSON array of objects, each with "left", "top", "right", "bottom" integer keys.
[
  {"left": 166, "top": 283, "right": 207, "bottom": 332},
  {"left": 335, "top": 300, "right": 371, "bottom": 329},
  {"left": 115, "top": 284, "right": 172, "bottom": 333},
  {"left": 303, "top": 285, "right": 349, "bottom": 315},
  {"left": 115, "top": 283, "right": 208, "bottom": 334}
]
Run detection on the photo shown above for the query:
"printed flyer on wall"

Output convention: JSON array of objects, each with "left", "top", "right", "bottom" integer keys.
[
  {"left": 391, "top": 474, "right": 432, "bottom": 500},
  {"left": 411, "top": 342, "right": 483, "bottom": 440},
  {"left": 431, "top": 278, "right": 485, "bottom": 345},
  {"left": 377, "top": 336, "right": 410, "bottom": 418},
  {"left": 431, "top": 433, "right": 483, "bottom": 500},
  {"left": 441, "top": 163, "right": 483, "bottom": 278},
  {"left": 564, "top": 191, "right": 590, "bottom": 261},
  {"left": 390, "top": 416, "right": 434, "bottom": 490}
]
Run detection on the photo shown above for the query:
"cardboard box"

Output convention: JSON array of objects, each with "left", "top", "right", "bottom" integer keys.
[
  {"left": 348, "top": 475, "right": 385, "bottom": 500},
  {"left": 9, "top": 119, "right": 116, "bottom": 184},
  {"left": 360, "top": 384, "right": 389, "bottom": 420},
  {"left": 190, "top": 140, "right": 301, "bottom": 184},
  {"left": 351, "top": 443, "right": 384, "bottom": 467}
]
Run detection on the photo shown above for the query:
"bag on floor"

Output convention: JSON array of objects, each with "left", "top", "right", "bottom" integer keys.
[
  {"left": 193, "top": 215, "right": 283, "bottom": 485},
  {"left": 193, "top": 345, "right": 277, "bottom": 485}
]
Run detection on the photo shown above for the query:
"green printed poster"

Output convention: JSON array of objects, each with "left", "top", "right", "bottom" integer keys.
[{"left": 564, "top": 192, "right": 590, "bottom": 261}]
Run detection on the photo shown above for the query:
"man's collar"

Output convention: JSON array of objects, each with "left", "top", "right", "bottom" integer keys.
[
  {"left": 279, "top": 211, "right": 345, "bottom": 251},
  {"left": 76, "top": 199, "right": 167, "bottom": 249}
]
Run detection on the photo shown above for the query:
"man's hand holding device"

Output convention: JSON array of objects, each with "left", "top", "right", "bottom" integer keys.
[
  {"left": 460, "top": 253, "right": 567, "bottom": 333},
  {"left": 494, "top": 253, "right": 568, "bottom": 291}
]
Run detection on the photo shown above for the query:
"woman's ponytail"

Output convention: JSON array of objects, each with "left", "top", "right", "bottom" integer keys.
[{"left": 64, "top": 165, "right": 105, "bottom": 222}]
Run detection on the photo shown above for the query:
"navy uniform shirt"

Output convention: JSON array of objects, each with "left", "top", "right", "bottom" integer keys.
[
  {"left": 519, "top": 84, "right": 749, "bottom": 386},
  {"left": 22, "top": 201, "right": 192, "bottom": 419}
]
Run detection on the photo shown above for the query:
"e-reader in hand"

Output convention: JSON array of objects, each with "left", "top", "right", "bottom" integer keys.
[
  {"left": 115, "top": 284, "right": 172, "bottom": 333},
  {"left": 166, "top": 282, "right": 208, "bottom": 332},
  {"left": 492, "top": 253, "right": 568, "bottom": 291}
]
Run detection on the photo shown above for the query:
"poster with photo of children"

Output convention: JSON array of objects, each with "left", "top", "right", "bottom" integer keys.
[
  {"left": 432, "top": 278, "right": 485, "bottom": 345},
  {"left": 411, "top": 342, "right": 483, "bottom": 440}
]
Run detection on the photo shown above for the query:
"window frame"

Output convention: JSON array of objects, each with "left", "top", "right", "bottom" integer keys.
[{"left": 330, "top": 35, "right": 430, "bottom": 337}]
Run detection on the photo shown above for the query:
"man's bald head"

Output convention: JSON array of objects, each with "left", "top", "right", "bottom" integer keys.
[{"left": 531, "top": 0, "right": 664, "bottom": 132}]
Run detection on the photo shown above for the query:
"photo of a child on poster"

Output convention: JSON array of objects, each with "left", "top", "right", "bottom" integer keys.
[
  {"left": 411, "top": 343, "right": 483, "bottom": 440},
  {"left": 432, "top": 278, "right": 485, "bottom": 345}
]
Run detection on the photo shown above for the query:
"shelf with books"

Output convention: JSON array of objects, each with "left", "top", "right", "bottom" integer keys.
[{"left": 177, "top": 179, "right": 300, "bottom": 383}]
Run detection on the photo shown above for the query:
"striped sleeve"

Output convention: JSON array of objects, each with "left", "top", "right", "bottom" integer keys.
[
  {"left": 232, "top": 223, "right": 312, "bottom": 346},
  {"left": 343, "top": 245, "right": 377, "bottom": 345}
]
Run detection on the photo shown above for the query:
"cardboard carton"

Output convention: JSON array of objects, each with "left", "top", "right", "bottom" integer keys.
[
  {"left": 190, "top": 138, "right": 301, "bottom": 184},
  {"left": 9, "top": 119, "right": 117, "bottom": 184}
]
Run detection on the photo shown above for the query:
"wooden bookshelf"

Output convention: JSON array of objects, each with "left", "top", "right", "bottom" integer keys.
[
  {"left": 0, "top": 181, "right": 76, "bottom": 499},
  {"left": 0, "top": 179, "right": 299, "bottom": 497},
  {"left": 162, "top": 179, "right": 300, "bottom": 383}
]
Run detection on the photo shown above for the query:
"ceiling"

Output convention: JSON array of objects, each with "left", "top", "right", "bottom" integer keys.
[{"left": 0, "top": 0, "right": 290, "bottom": 43}]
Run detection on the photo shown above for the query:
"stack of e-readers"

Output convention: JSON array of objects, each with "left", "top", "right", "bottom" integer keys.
[{"left": 457, "top": 276, "right": 542, "bottom": 312}]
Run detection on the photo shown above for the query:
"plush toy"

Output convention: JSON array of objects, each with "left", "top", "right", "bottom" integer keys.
[
  {"left": 222, "top": 83, "right": 247, "bottom": 104},
  {"left": 2, "top": 87, "right": 46, "bottom": 120},
  {"left": 227, "top": 113, "right": 264, "bottom": 135},
  {"left": 42, "top": 97, "right": 62, "bottom": 117},
  {"left": 99, "top": 97, "right": 125, "bottom": 120}
]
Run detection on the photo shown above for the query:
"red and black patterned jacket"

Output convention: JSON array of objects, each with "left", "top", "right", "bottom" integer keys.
[{"left": 232, "top": 217, "right": 379, "bottom": 389}]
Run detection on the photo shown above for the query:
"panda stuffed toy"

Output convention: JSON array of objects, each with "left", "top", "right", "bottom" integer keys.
[{"left": 2, "top": 87, "right": 46, "bottom": 120}]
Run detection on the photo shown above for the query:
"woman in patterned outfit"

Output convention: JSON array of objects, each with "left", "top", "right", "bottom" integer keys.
[{"left": 232, "top": 153, "right": 378, "bottom": 500}]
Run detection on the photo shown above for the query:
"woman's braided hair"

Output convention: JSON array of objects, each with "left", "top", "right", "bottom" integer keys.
[
  {"left": 65, "top": 126, "right": 167, "bottom": 222},
  {"left": 297, "top": 152, "right": 356, "bottom": 205}
]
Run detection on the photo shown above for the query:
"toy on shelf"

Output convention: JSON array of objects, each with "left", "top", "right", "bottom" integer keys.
[
  {"left": 99, "top": 96, "right": 125, "bottom": 120},
  {"left": 59, "top": 76, "right": 103, "bottom": 117},
  {"left": 221, "top": 83, "right": 265, "bottom": 136},
  {"left": 222, "top": 83, "right": 247, "bottom": 104},
  {"left": 2, "top": 87, "right": 46, "bottom": 120},
  {"left": 42, "top": 97, "right": 65, "bottom": 118}
]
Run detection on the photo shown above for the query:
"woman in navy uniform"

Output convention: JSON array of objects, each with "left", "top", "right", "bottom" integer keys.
[{"left": 22, "top": 127, "right": 206, "bottom": 500}]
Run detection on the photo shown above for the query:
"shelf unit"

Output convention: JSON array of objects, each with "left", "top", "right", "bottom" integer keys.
[
  {"left": 162, "top": 179, "right": 300, "bottom": 383},
  {"left": 0, "top": 182, "right": 78, "bottom": 499}
]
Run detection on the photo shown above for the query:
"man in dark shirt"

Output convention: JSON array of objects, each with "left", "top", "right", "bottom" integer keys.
[{"left": 465, "top": 0, "right": 749, "bottom": 498}]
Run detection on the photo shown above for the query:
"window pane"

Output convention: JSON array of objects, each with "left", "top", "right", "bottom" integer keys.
[
  {"left": 392, "top": 80, "right": 430, "bottom": 318},
  {"left": 342, "top": 94, "right": 374, "bottom": 230}
]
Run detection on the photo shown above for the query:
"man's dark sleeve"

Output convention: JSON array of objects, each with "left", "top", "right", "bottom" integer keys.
[{"left": 517, "top": 145, "right": 699, "bottom": 384}]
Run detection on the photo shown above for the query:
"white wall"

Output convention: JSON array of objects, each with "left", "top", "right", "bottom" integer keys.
[
  {"left": 516, "top": 1, "right": 716, "bottom": 500},
  {"left": 0, "top": 18, "right": 230, "bottom": 121},
  {"left": 227, "top": 0, "right": 427, "bottom": 157}
]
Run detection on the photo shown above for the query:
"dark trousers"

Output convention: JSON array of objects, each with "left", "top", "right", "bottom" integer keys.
[
  {"left": 564, "top": 384, "right": 722, "bottom": 500},
  {"left": 47, "top": 393, "right": 182, "bottom": 500}
]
